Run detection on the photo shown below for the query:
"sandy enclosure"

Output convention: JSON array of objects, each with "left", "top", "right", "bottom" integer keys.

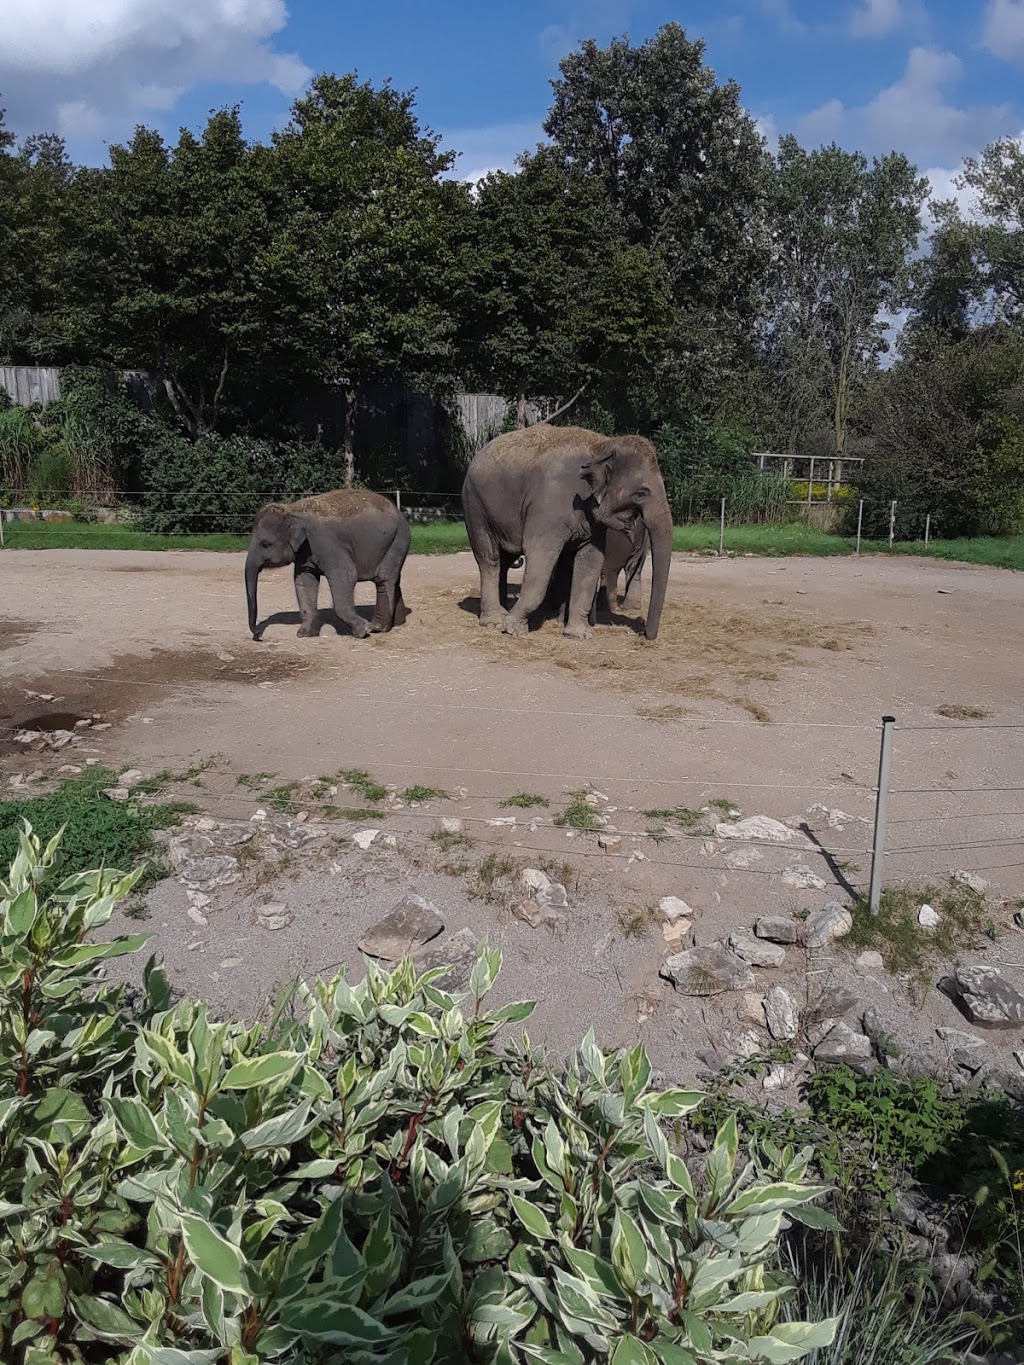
[{"left": 2, "top": 547, "right": 1023, "bottom": 1077}]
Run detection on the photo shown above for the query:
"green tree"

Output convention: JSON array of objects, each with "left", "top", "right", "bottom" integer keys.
[
  {"left": 463, "top": 149, "right": 670, "bottom": 426},
  {"left": 768, "top": 136, "right": 927, "bottom": 458},
  {"left": 543, "top": 22, "right": 772, "bottom": 416},
  {"left": 46, "top": 109, "right": 270, "bottom": 438},
  {"left": 263, "top": 72, "right": 466, "bottom": 483}
]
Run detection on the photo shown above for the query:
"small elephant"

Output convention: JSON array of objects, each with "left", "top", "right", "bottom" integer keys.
[
  {"left": 461, "top": 425, "right": 672, "bottom": 640},
  {"left": 245, "top": 490, "right": 410, "bottom": 641},
  {"left": 598, "top": 523, "right": 649, "bottom": 615}
]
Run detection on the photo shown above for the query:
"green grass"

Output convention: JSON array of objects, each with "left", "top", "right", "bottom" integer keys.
[
  {"left": 553, "top": 791, "right": 602, "bottom": 833},
  {"left": 8, "top": 515, "right": 1023, "bottom": 571},
  {"left": 402, "top": 785, "right": 448, "bottom": 803},
  {"left": 1, "top": 519, "right": 470, "bottom": 555},
  {"left": 0, "top": 767, "right": 189, "bottom": 887},
  {"left": 847, "top": 879, "right": 994, "bottom": 981},
  {"left": 340, "top": 769, "right": 388, "bottom": 803},
  {"left": 498, "top": 792, "right": 550, "bottom": 810}
]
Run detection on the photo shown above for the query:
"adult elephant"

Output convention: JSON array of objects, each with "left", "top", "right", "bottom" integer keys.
[
  {"left": 461, "top": 425, "right": 672, "bottom": 641},
  {"left": 245, "top": 490, "right": 410, "bottom": 641}
]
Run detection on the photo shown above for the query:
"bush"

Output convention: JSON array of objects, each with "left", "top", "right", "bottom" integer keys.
[
  {"left": 0, "top": 823, "right": 838, "bottom": 1364},
  {"left": 138, "top": 432, "right": 344, "bottom": 534},
  {"left": 655, "top": 417, "right": 788, "bottom": 524}
]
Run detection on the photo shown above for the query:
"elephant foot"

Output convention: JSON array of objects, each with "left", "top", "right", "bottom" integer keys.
[
  {"left": 502, "top": 615, "right": 530, "bottom": 638},
  {"left": 349, "top": 621, "right": 370, "bottom": 640},
  {"left": 296, "top": 624, "right": 320, "bottom": 638},
  {"left": 563, "top": 622, "right": 594, "bottom": 640},
  {"left": 368, "top": 619, "right": 389, "bottom": 634},
  {"left": 479, "top": 610, "right": 508, "bottom": 630}
]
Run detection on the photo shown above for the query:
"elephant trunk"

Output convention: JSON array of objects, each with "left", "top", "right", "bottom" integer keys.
[
  {"left": 245, "top": 555, "right": 261, "bottom": 640},
  {"left": 642, "top": 510, "right": 672, "bottom": 641}
]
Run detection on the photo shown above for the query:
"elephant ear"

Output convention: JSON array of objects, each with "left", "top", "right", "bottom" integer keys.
[
  {"left": 580, "top": 443, "right": 616, "bottom": 504},
  {"left": 287, "top": 516, "right": 309, "bottom": 553}
]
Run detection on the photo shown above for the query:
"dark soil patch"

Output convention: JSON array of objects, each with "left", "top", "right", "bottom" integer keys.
[{"left": 0, "top": 618, "right": 35, "bottom": 652}]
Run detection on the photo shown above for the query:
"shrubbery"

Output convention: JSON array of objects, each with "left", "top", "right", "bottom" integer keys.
[
  {"left": 655, "top": 418, "right": 788, "bottom": 525},
  {"left": 0, "top": 823, "right": 839, "bottom": 1364}
]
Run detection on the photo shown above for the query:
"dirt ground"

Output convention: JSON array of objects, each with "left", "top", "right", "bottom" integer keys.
[{"left": 2, "top": 547, "right": 1024, "bottom": 1081}]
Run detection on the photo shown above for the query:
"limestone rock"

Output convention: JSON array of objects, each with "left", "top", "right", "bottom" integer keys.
[
  {"left": 660, "top": 943, "right": 754, "bottom": 996},
  {"left": 755, "top": 916, "right": 801, "bottom": 945},
  {"left": 952, "top": 965, "right": 1024, "bottom": 1029},
  {"left": 918, "top": 903, "right": 941, "bottom": 931},
  {"left": 814, "top": 1021, "right": 873, "bottom": 1071},
  {"left": 782, "top": 865, "right": 827, "bottom": 891},
  {"left": 662, "top": 918, "right": 692, "bottom": 948},
  {"left": 257, "top": 902, "right": 293, "bottom": 931},
  {"left": 953, "top": 870, "right": 989, "bottom": 895},
  {"left": 856, "top": 950, "right": 885, "bottom": 972},
  {"left": 716, "top": 816, "right": 800, "bottom": 844},
  {"left": 358, "top": 895, "right": 443, "bottom": 961},
  {"left": 764, "top": 986, "right": 800, "bottom": 1041},
  {"left": 598, "top": 833, "right": 621, "bottom": 851},
  {"left": 180, "top": 855, "right": 239, "bottom": 889},
  {"left": 415, "top": 926, "right": 480, "bottom": 989},
  {"left": 729, "top": 931, "right": 786, "bottom": 968},
  {"left": 804, "top": 903, "right": 853, "bottom": 948},
  {"left": 659, "top": 896, "right": 695, "bottom": 923},
  {"left": 352, "top": 829, "right": 380, "bottom": 850}
]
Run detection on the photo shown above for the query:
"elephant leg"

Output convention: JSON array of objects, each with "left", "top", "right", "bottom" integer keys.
[
  {"left": 621, "top": 569, "right": 643, "bottom": 612},
  {"left": 324, "top": 561, "right": 369, "bottom": 639},
  {"left": 294, "top": 566, "right": 322, "bottom": 637},
  {"left": 369, "top": 581, "right": 394, "bottom": 633},
  {"left": 503, "top": 541, "right": 563, "bottom": 637},
  {"left": 498, "top": 551, "right": 515, "bottom": 611},
  {"left": 392, "top": 577, "right": 409, "bottom": 627},
  {"left": 565, "top": 542, "right": 605, "bottom": 639},
  {"left": 477, "top": 555, "right": 507, "bottom": 629},
  {"left": 369, "top": 531, "right": 411, "bottom": 633}
]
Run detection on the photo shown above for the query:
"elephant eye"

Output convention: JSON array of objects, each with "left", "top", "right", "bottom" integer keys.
[
  {"left": 635, "top": 486, "right": 650, "bottom": 500},
  {"left": 261, "top": 539, "right": 272, "bottom": 548}
]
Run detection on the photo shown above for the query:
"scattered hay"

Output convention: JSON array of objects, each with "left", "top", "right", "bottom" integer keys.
[{"left": 935, "top": 703, "right": 991, "bottom": 721}]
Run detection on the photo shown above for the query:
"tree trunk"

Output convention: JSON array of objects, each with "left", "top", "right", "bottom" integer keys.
[
  {"left": 515, "top": 391, "right": 527, "bottom": 429},
  {"left": 343, "top": 385, "right": 357, "bottom": 488}
]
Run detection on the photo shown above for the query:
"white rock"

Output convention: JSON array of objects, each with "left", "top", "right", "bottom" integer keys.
[
  {"left": 487, "top": 816, "right": 516, "bottom": 827},
  {"left": 382, "top": 834, "right": 398, "bottom": 848},
  {"left": 918, "top": 903, "right": 941, "bottom": 931},
  {"left": 762, "top": 1064, "right": 793, "bottom": 1091},
  {"left": 256, "top": 900, "right": 293, "bottom": 928},
  {"left": 250, "top": 809, "right": 268, "bottom": 822},
  {"left": 103, "top": 787, "right": 131, "bottom": 802},
  {"left": 856, "top": 950, "right": 885, "bottom": 972},
  {"left": 953, "top": 870, "right": 989, "bottom": 895},
  {"left": 716, "top": 816, "right": 800, "bottom": 844},
  {"left": 659, "top": 896, "right": 695, "bottom": 923},
  {"left": 598, "top": 833, "right": 621, "bottom": 850},
  {"left": 522, "top": 868, "right": 551, "bottom": 893},
  {"left": 441, "top": 818, "right": 464, "bottom": 834},
  {"left": 627, "top": 850, "right": 646, "bottom": 865},
  {"left": 804, "top": 903, "right": 853, "bottom": 948},
  {"left": 120, "top": 769, "right": 143, "bottom": 788},
  {"left": 195, "top": 817, "right": 217, "bottom": 833},
  {"left": 729, "top": 932, "right": 786, "bottom": 968},
  {"left": 723, "top": 846, "right": 763, "bottom": 869},
  {"left": 187, "top": 906, "right": 209, "bottom": 927},
  {"left": 352, "top": 829, "right": 380, "bottom": 850},
  {"left": 24, "top": 770, "right": 44, "bottom": 784},
  {"left": 764, "top": 986, "right": 800, "bottom": 1041},
  {"left": 662, "top": 918, "right": 692, "bottom": 947},
  {"left": 737, "top": 991, "right": 768, "bottom": 1028},
  {"left": 782, "top": 865, "right": 827, "bottom": 891}
]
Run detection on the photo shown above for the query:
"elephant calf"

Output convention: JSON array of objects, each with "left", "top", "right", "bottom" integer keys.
[{"left": 245, "top": 490, "right": 410, "bottom": 641}]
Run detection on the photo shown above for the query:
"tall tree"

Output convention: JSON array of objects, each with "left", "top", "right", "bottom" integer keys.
[
  {"left": 263, "top": 73, "right": 466, "bottom": 483},
  {"left": 463, "top": 149, "right": 670, "bottom": 426},
  {"left": 768, "top": 136, "right": 927, "bottom": 458},
  {"left": 543, "top": 23, "right": 772, "bottom": 414}
]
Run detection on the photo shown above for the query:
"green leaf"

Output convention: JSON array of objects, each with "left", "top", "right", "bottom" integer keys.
[
  {"left": 50, "top": 934, "right": 149, "bottom": 966},
  {"left": 644, "top": 1088, "right": 704, "bottom": 1117},
  {"left": 611, "top": 1338, "right": 659, "bottom": 1365},
  {"left": 786, "top": 1204, "right": 842, "bottom": 1232},
  {"left": 381, "top": 1271, "right": 453, "bottom": 1318},
  {"left": 725, "top": 1182, "right": 824, "bottom": 1217},
  {"left": 22, "top": 1261, "right": 66, "bottom": 1321},
  {"left": 489, "top": 1000, "right": 536, "bottom": 1025},
  {"left": 179, "top": 1213, "right": 251, "bottom": 1296},
  {"left": 223, "top": 1050, "right": 304, "bottom": 1090},
  {"left": 73, "top": 1293, "right": 139, "bottom": 1339},
  {"left": 280, "top": 1297, "right": 394, "bottom": 1346},
  {"left": 4, "top": 886, "right": 38, "bottom": 936},
  {"left": 138, "top": 1030, "right": 193, "bottom": 1085},
  {"left": 83, "top": 1237, "right": 162, "bottom": 1271},
  {"left": 108, "top": 1097, "right": 167, "bottom": 1155},
  {"left": 512, "top": 1195, "right": 555, "bottom": 1241},
  {"left": 34, "top": 1086, "right": 93, "bottom": 1141},
  {"left": 746, "top": 1319, "right": 839, "bottom": 1363},
  {"left": 241, "top": 1099, "right": 315, "bottom": 1150}
]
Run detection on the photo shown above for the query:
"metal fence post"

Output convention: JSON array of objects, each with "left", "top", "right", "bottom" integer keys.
[
  {"left": 888, "top": 500, "right": 897, "bottom": 550},
  {"left": 855, "top": 499, "right": 863, "bottom": 555},
  {"left": 395, "top": 489, "right": 401, "bottom": 513},
  {"left": 924, "top": 513, "right": 931, "bottom": 548},
  {"left": 868, "top": 715, "right": 896, "bottom": 915},
  {"left": 719, "top": 497, "right": 726, "bottom": 556}
]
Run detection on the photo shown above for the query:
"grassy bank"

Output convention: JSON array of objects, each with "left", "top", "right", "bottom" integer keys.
[
  {"left": 3, "top": 516, "right": 1022, "bottom": 569},
  {"left": 0, "top": 519, "right": 470, "bottom": 555}
]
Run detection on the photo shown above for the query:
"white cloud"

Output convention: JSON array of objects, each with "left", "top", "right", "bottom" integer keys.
[
  {"left": 0, "top": 0, "right": 309, "bottom": 152},
  {"left": 443, "top": 120, "right": 545, "bottom": 185},
  {"left": 758, "top": 0, "right": 809, "bottom": 35},
  {"left": 793, "top": 46, "right": 1018, "bottom": 166},
  {"left": 983, "top": 0, "right": 1024, "bottom": 64},
  {"left": 849, "top": 0, "right": 904, "bottom": 38}
]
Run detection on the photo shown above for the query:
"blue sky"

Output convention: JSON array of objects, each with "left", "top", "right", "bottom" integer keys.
[{"left": 3, "top": 0, "right": 1023, "bottom": 203}]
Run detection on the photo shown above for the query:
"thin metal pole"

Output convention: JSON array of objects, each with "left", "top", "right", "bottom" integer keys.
[
  {"left": 924, "top": 513, "right": 931, "bottom": 548},
  {"left": 0, "top": 511, "right": 4, "bottom": 549},
  {"left": 888, "top": 500, "right": 897, "bottom": 550},
  {"left": 807, "top": 457, "right": 815, "bottom": 507},
  {"left": 395, "top": 489, "right": 401, "bottom": 513},
  {"left": 855, "top": 499, "right": 863, "bottom": 555},
  {"left": 719, "top": 497, "right": 726, "bottom": 555},
  {"left": 868, "top": 715, "right": 896, "bottom": 915}
]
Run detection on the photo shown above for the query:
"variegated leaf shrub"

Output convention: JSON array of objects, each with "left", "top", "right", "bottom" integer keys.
[{"left": 0, "top": 823, "right": 837, "bottom": 1364}]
